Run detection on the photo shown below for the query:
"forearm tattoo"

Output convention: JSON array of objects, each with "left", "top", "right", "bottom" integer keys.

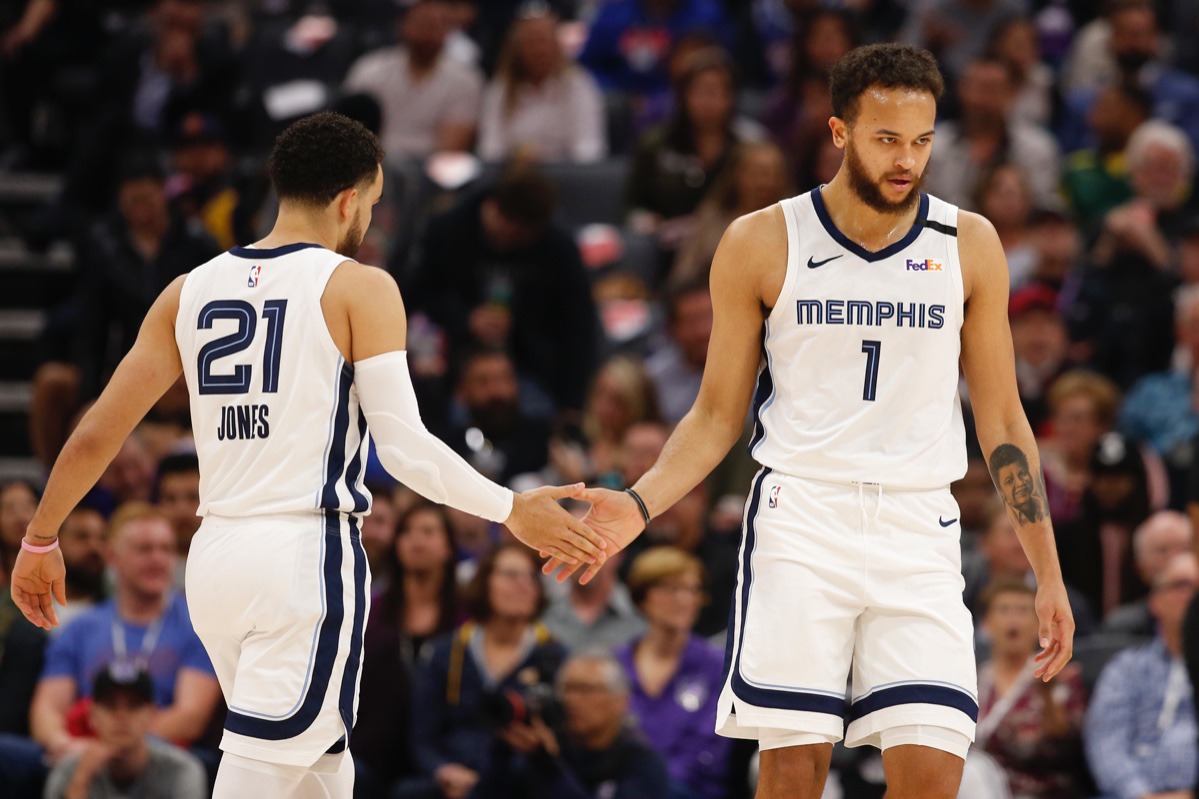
[{"left": 987, "top": 443, "right": 1049, "bottom": 525}]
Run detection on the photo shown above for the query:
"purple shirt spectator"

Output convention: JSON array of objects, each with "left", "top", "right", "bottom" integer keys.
[{"left": 616, "top": 634, "right": 730, "bottom": 799}]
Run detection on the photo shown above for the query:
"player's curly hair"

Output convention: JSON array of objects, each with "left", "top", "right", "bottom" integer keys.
[
  {"left": 267, "top": 111, "right": 384, "bottom": 206},
  {"left": 829, "top": 44, "right": 944, "bottom": 122}
]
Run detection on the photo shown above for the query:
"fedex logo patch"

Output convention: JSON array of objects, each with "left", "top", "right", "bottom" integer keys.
[
  {"left": 906, "top": 259, "right": 943, "bottom": 272},
  {"left": 247, "top": 265, "right": 262, "bottom": 288}
]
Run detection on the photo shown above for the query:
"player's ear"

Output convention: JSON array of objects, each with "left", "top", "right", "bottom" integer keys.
[
  {"left": 336, "top": 186, "right": 359, "bottom": 221},
  {"left": 829, "top": 116, "right": 848, "bottom": 149}
]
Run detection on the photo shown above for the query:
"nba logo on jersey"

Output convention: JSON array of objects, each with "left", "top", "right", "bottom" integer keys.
[
  {"left": 247, "top": 265, "right": 262, "bottom": 288},
  {"left": 768, "top": 485, "right": 781, "bottom": 508}
]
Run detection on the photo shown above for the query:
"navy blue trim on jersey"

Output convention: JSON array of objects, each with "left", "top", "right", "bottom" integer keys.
[
  {"left": 811, "top": 187, "right": 930, "bottom": 263},
  {"left": 320, "top": 362, "right": 355, "bottom": 512},
  {"left": 338, "top": 517, "right": 368, "bottom": 741},
  {"left": 848, "top": 684, "right": 979, "bottom": 723},
  {"left": 747, "top": 344, "right": 775, "bottom": 455},
  {"left": 726, "top": 468, "right": 847, "bottom": 719},
  {"left": 224, "top": 510, "right": 346, "bottom": 740},
  {"left": 920, "top": 218, "right": 957, "bottom": 237},
  {"left": 229, "top": 242, "right": 324, "bottom": 259},
  {"left": 344, "top": 411, "right": 369, "bottom": 513}
]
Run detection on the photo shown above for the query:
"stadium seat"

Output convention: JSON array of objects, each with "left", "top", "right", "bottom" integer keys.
[{"left": 543, "top": 158, "right": 630, "bottom": 229}]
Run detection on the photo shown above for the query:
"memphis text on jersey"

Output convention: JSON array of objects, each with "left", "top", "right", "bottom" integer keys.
[
  {"left": 795, "top": 299, "right": 947, "bottom": 329},
  {"left": 217, "top": 404, "right": 270, "bottom": 441}
]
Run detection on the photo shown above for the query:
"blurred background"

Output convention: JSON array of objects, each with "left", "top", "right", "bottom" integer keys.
[{"left": 2, "top": 0, "right": 1199, "bottom": 798}]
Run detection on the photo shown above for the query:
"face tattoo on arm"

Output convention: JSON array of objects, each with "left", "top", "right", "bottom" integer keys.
[{"left": 988, "top": 443, "right": 1048, "bottom": 525}]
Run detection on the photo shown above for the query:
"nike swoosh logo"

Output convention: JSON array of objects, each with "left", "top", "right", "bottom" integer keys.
[
  {"left": 938, "top": 516, "right": 958, "bottom": 527},
  {"left": 807, "top": 255, "right": 842, "bottom": 269}
]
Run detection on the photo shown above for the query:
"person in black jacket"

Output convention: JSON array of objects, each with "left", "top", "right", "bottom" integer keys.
[
  {"left": 405, "top": 165, "right": 599, "bottom": 416},
  {"left": 478, "top": 649, "right": 670, "bottom": 799}
]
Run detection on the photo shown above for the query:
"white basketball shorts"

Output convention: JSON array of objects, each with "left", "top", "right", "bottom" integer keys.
[
  {"left": 187, "top": 511, "right": 370, "bottom": 767},
  {"left": 716, "top": 468, "right": 978, "bottom": 753}
]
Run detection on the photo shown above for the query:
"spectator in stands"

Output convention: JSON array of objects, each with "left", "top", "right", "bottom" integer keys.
[
  {"left": 1062, "top": 83, "right": 1152, "bottom": 227},
  {"left": 401, "top": 543, "right": 564, "bottom": 799},
  {"left": 343, "top": 0, "right": 484, "bottom": 159},
  {"left": 1027, "top": 208, "right": 1083, "bottom": 292},
  {"left": 358, "top": 486, "right": 397, "bottom": 588},
  {"left": 446, "top": 348, "right": 551, "bottom": 485},
  {"left": 166, "top": 111, "right": 239, "bottom": 250},
  {"left": 0, "top": 479, "right": 37, "bottom": 577},
  {"left": 544, "top": 547, "right": 645, "bottom": 651},
  {"left": 987, "top": 16, "right": 1053, "bottom": 129},
  {"left": 897, "top": 0, "right": 1027, "bottom": 80},
  {"left": 407, "top": 165, "right": 598, "bottom": 414},
  {"left": 1120, "top": 285, "right": 1199, "bottom": 474},
  {"left": 478, "top": 8, "right": 606, "bottom": 163},
  {"left": 1062, "top": 0, "right": 1199, "bottom": 155},
  {"left": 1009, "top": 285, "right": 1071, "bottom": 432},
  {"left": 29, "top": 503, "right": 219, "bottom": 766},
  {"left": 153, "top": 454, "right": 198, "bottom": 586},
  {"left": 964, "top": 500, "right": 1096, "bottom": 635},
  {"left": 479, "top": 649, "right": 671, "bottom": 799},
  {"left": 671, "top": 140, "right": 789, "bottom": 288},
  {"left": 647, "top": 278, "right": 712, "bottom": 424},
  {"left": 1073, "top": 121, "right": 1192, "bottom": 390},
  {"left": 582, "top": 356, "right": 662, "bottom": 479},
  {"left": 973, "top": 163, "right": 1039, "bottom": 289},
  {"left": 975, "top": 579, "right": 1087, "bottom": 799},
  {"left": 1039, "top": 370, "right": 1121, "bottom": 526},
  {"left": 954, "top": 456, "right": 998, "bottom": 540},
  {"left": 924, "top": 56, "right": 1060, "bottom": 211},
  {"left": 30, "top": 159, "right": 218, "bottom": 468},
  {"left": 616, "top": 547, "right": 729, "bottom": 799},
  {"left": 356, "top": 500, "right": 459, "bottom": 796},
  {"left": 0, "top": 582, "right": 46, "bottom": 735},
  {"left": 1085, "top": 551, "right": 1199, "bottom": 797},
  {"left": 1105, "top": 510, "right": 1194, "bottom": 638},
  {"left": 53, "top": 507, "right": 107, "bottom": 630},
  {"left": 625, "top": 49, "right": 762, "bottom": 252},
  {"left": 579, "top": 0, "right": 729, "bottom": 98},
  {"left": 94, "top": 435, "right": 156, "bottom": 514},
  {"left": 1057, "top": 432, "right": 1156, "bottom": 620},
  {"left": 762, "top": 9, "right": 856, "bottom": 167},
  {"left": 43, "top": 664, "right": 207, "bottom": 799}
]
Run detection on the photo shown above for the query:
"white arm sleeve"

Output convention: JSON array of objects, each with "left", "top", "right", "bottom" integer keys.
[{"left": 354, "top": 351, "right": 514, "bottom": 523}]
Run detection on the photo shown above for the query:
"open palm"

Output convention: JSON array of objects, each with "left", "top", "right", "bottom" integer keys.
[{"left": 541, "top": 488, "right": 645, "bottom": 584}]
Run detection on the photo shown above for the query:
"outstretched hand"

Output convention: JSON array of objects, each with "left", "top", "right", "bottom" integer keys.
[
  {"left": 11, "top": 546, "right": 66, "bottom": 630},
  {"left": 1033, "top": 580, "right": 1075, "bottom": 682},
  {"left": 505, "top": 483, "right": 608, "bottom": 566},
  {"left": 541, "top": 488, "right": 645, "bottom": 584}
]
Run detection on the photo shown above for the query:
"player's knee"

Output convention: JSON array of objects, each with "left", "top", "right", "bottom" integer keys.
[
  {"left": 757, "top": 743, "right": 833, "bottom": 799},
  {"left": 881, "top": 743, "right": 964, "bottom": 799}
]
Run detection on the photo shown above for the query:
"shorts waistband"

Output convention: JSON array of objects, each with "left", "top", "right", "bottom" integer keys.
[{"left": 764, "top": 468, "right": 949, "bottom": 493}]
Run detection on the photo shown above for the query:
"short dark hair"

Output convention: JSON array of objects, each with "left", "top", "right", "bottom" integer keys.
[
  {"left": 490, "top": 165, "right": 556, "bottom": 228},
  {"left": 980, "top": 577, "right": 1036, "bottom": 615},
  {"left": 267, "top": 111, "right": 383, "bottom": 207},
  {"left": 465, "top": 543, "right": 548, "bottom": 623},
  {"left": 988, "top": 443, "right": 1030, "bottom": 480},
  {"left": 830, "top": 44, "right": 944, "bottom": 122}
]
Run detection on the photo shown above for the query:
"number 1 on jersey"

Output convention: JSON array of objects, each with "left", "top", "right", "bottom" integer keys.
[
  {"left": 197, "top": 299, "right": 288, "bottom": 395},
  {"left": 861, "top": 340, "right": 881, "bottom": 401}
]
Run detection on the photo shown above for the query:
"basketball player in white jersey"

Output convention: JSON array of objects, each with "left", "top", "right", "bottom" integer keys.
[
  {"left": 545, "top": 44, "right": 1075, "bottom": 798},
  {"left": 9, "top": 112, "right": 608, "bottom": 797}
]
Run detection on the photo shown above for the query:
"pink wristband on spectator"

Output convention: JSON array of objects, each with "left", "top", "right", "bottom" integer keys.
[{"left": 21, "top": 538, "right": 59, "bottom": 554}]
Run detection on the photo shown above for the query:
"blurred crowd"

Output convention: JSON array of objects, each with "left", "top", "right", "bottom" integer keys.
[{"left": 5, "top": 0, "right": 1199, "bottom": 797}]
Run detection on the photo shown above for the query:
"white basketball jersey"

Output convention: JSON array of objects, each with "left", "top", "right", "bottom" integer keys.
[
  {"left": 750, "top": 188, "right": 967, "bottom": 489},
  {"left": 175, "top": 243, "right": 372, "bottom": 518}
]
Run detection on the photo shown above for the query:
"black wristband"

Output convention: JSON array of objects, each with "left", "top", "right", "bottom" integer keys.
[{"left": 624, "top": 488, "right": 652, "bottom": 529}]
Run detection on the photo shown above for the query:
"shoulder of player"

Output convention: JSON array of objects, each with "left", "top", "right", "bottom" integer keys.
[
  {"left": 325, "top": 261, "right": 403, "bottom": 306},
  {"left": 720, "top": 205, "right": 786, "bottom": 261},
  {"left": 955, "top": 210, "right": 1007, "bottom": 299}
]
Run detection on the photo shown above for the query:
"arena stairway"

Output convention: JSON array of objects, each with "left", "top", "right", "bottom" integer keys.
[{"left": 0, "top": 173, "right": 70, "bottom": 482}]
